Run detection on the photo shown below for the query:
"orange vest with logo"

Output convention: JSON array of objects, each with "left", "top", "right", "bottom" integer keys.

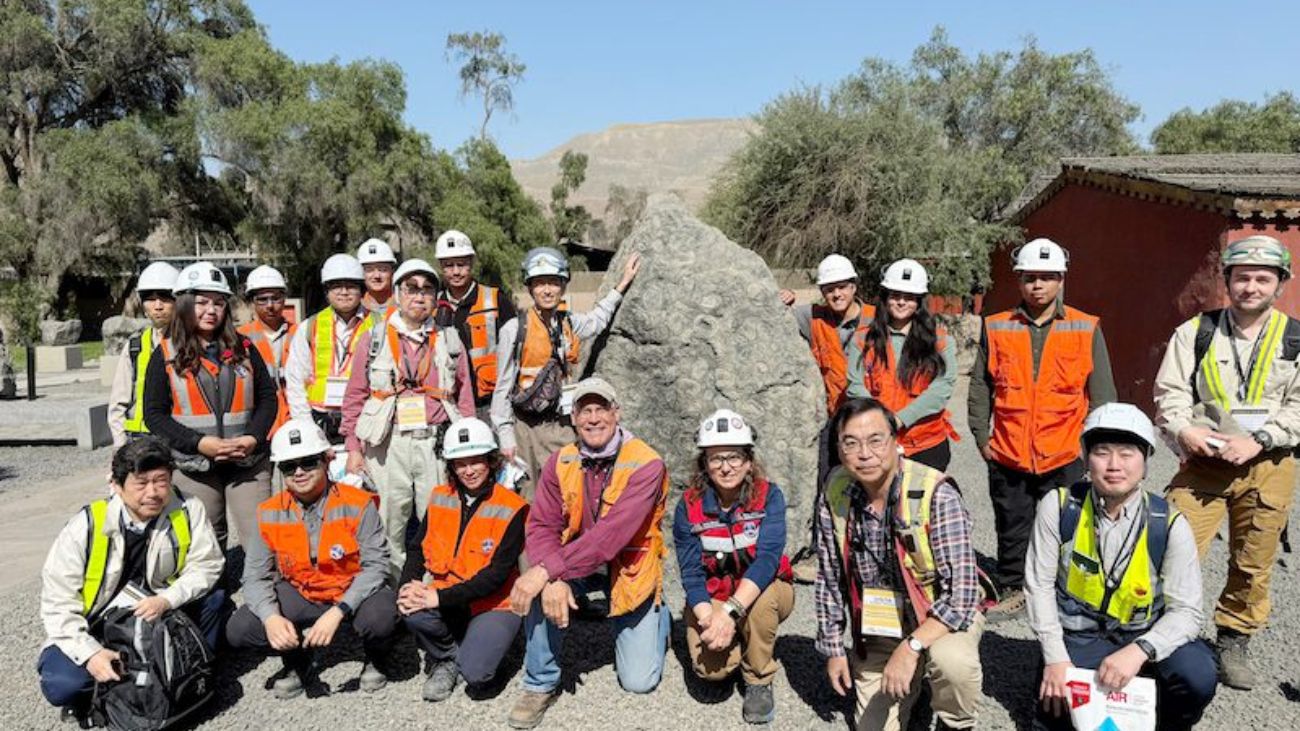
[
  {"left": 238, "top": 319, "right": 294, "bottom": 437},
  {"left": 257, "top": 483, "right": 378, "bottom": 603},
  {"left": 809, "top": 304, "right": 874, "bottom": 415},
  {"left": 985, "top": 306, "right": 1097, "bottom": 474},
  {"left": 554, "top": 439, "right": 668, "bottom": 616},
  {"left": 421, "top": 482, "right": 527, "bottom": 615},
  {"left": 517, "top": 308, "right": 580, "bottom": 390},
  {"left": 862, "top": 327, "right": 958, "bottom": 454},
  {"left": 464, "top": 284, "right": 502, "bottom": 399},
  {"left": 157, "top": 338, "right": 255, "bottom": 441}
]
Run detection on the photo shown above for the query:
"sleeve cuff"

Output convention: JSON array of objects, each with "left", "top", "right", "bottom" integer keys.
[
  {"left": 817, "top": 636, "right": 847, "bottom": 658},
  {"left": 1041, "top": 635, "right": 1071, "bottom": 666}
]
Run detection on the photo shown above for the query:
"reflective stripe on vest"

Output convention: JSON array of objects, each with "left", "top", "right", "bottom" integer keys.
[
  {"left": 238, "top": 320, "right": 293, "bottom": 437},
  {"left": 421, "top": 482, "right": 526, "bottom": 615},
  {"left": 158, "top": 339, "right": 254, "bottom": 438},
  {"left": 1196, "top": 309, "right": 1289, "bottom": 410},
  {"left": 122, "top": 329, "right": 155, "bottom": 434},
  {"left": 862, "top": 328, "right": 957, "bottom": 454},
  {"left": 304, "top": 308, "right": 376, "bottom": 408},
  {"left": 555, "top": 439, "right": 669, "bottom": 616},
  {"left": 985, "top": 306, "right": 1097, "bottom": 474},
  {"left": 517, "top": 308, "right": 580, "bottom": 390},
  {"left": 81, "top": 499, "right": 192, "bottom": 615},
  {"left": 257, "top": 483, "right": 377, "bottom": 603},
  {"left": 682, "top": 480, "right": 793, "bottom": 601},
  {"left": 466, "top": 285, "right": 501, "bottom": 398},
  {"left": 1055, "top": 484, "right": 1175, "bottom": 633}
]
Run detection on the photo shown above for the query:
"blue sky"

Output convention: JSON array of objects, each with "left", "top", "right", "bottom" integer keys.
[{"left": 247, "top": 1, "right": 1299, "bottom": 160}]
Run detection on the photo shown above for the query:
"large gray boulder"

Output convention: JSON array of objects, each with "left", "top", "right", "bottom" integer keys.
[
  {"left": 102, "top": 316, "right": 150, "bottom": 356},
  {"left": 40, "top": 318, "right": 82, "bottom": 346},
  {"left": 586, "top": 194, "right": 825, "bottom": 551}
]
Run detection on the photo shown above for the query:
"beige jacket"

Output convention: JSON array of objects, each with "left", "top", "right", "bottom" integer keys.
[
  {"left": 39, "top": 492, "right": 224, "bottom": 664},
  {"left": 1153, "top": 308, "right": 1300, "bottom": 452},
  {"left": 106, "top": 327, "right": 159, "bottom": 447}
]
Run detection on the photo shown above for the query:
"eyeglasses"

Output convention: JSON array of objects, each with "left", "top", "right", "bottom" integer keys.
[
  {"left": 839, "top": 434, "right": 893, "bottom": 456},
  {"left": 252, "top": 293, "right": 285, "bottom": 305},
  {"left": 706, "top": 453, "right": 749, "bottom": 470},
  {"left": 279, "top": 456, "right": 322, "bottom": 474},
  {"left": 400, "top": 284, "right": 437, "bottom": 298}
]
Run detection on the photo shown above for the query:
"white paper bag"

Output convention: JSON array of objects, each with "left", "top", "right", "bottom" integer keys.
[{"left": 1065, "top": 667, "right": 1156, "bottom": 731}]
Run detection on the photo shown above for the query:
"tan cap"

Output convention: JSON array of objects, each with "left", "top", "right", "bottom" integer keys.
[{"left": 571, "top": 377, "right": 618, "bottom": 406}]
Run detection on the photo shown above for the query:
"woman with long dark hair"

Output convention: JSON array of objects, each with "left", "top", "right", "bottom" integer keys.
[
  {"left": 850, "top": 259, "right": 958, "bottom": 470},
  {"left": 143, "top": 262, "right": 277, "bottom": 551}
]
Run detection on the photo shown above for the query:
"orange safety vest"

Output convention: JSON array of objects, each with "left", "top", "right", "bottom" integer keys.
[
  {"left": 985, "top": 305, "right": 1097, "bottom": 474},
  {"left": 861, "top": 326, "right": 959, "bottom": 455},
  {"left": 367, "top": 323, "right": 451, "bottom": 401},
  {"left": 420, "top": 482, "right": 527, "bottom": 615},
  {"left": 157, "top": 338, "right": 255, "bottom": 440},
  {"left": 257, "top": 483, "right": 378, "bottom": 603},
  {"left": 554, "top": 438, "right": 669, "bottom": 616},
  {"left": 304, "top": 307, "right": 376, "bottom": 409},
  {"left": 809, "top": 304, "right": 875, "bottom": 415},
  {"left": 464, "top": 284, "right": 502, "bottom": 399},
  {"left": 238, "top": 319, "right": 294, "bottom": 437},
  {"left": 517, "top": 307, "right": 580, "bottom": 391}
]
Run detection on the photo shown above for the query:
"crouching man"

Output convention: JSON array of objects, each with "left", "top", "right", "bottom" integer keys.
[
  {"left": 1027, "top": 404, "right": 1217, "bottom": 731},
  {"left": 226, "top": 418, "right": 398, "bottom": 698},
  {"left": 38, "top": 437, "right": 225, "bottom": 723}
]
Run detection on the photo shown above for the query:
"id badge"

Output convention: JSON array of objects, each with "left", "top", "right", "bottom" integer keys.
[
  {"left": 1231, "top": 407, "right": 1268, "bottom": 433},
  {"left": 559, "top": 383, "right": 578, "bottom": 416},
  {"left": 859, "top": 587, "right": 905, "bottom": 639},
  {"left": 396, "top": 394, "right": 427, "bottom": 432},
  {"left": 323, "top": 377, "right": 348, "bottom": 408}
]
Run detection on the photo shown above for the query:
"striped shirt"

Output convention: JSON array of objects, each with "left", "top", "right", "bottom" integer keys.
[{"left": 814, "top": 471, "right": 979, "bottom": 658}]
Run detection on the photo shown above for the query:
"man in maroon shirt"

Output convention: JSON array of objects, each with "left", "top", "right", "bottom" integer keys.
[{"left": 506, "top": 378, "right": 672, "bottom": 730}]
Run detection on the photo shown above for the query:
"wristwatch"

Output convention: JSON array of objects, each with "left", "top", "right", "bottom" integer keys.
[
  {"left": 1252, "top": 430, "right": 1274, "bottom": 451},
  {"left": 335, "top": 601, "right": 353, "bottom": 619},
  {"left": 723, "top": 597, "right": 747, "bottom": 621},
  {"left": 905, "top": 635, "right": 926, "bottom": 654},
  {"left": 1134, "top": 638, "right": 1157, "bottom": 662}
]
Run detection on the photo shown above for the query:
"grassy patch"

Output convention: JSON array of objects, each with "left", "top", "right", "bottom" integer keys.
[{"left": 4, "top": 341, "right": 104, "bottom": 372}]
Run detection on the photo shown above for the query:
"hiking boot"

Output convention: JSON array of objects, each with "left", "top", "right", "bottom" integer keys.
[
  {"left": 984, "top": 589, "right": 1026, "bottom": 625},
  {"left": 742, "top": 683, "right": 776, "bottom": 724},
  {"left": 359, "top": 661, "right": 388, "bottom": 693},
  {"left": 272, "top": 668, "right": 306, "bottom": 700},
  {"left": 422, "top": 660, "right": 460, "bottom": 702},
  {"left": 1216, "top": 630, "right": 1255, "bottom": 690},
  {"left": 508, "top": 689, "right": 559, "bottom": 729}
]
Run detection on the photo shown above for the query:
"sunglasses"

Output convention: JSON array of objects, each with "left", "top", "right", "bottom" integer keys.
[{"left": 279, "top": 456, "right": 322, "bottom": 474}]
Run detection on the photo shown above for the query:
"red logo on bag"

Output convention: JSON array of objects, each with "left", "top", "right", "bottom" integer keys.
[{"left": 1068, "top": 680, "right": 1092, "bottom": 709}]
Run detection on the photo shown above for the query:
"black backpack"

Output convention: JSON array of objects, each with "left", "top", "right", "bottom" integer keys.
[
  {"left": 1191, "top": 308, "right": 1300, "bottom": 397},
  {"left": 93, "top": 606, "right": 214, "bottom": 730}
]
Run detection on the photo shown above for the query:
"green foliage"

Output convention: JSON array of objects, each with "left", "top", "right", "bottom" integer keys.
[
  {"left": 549, "top": 150, "right": 592, "bottom": 243},
  {"left": 589, "top": 184, "right": 647, "bottom": 248},
  {"left": 1152, "top": 92, "right": 1300, "bottom": 153},
  {"left": 445, "top": 31, "right": 526, "bottom": 140},
  {"left": 703, "top": 27, "right": 1140, "bottom": 296}
]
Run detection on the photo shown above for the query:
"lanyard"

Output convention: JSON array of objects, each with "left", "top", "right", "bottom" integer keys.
[
  {"left": 1225, "top": 311, "right": 1268, "bottom": 401},
  {"left": 332, "top": 319, "right": 360, "bottom": 373},
  {"left": 1094, "top": 493, "right": 1146, "bottom": 590},
  {"left": 393, "top": 331, "right": 434, "bottom": 389}
]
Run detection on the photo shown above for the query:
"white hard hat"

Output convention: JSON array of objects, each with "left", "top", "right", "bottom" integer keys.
[
  {"left": 880, "top": 258, "right": 929, "bottom": 295},
  {"left": 521, "top": 246, "right": 570, "bottom": 282},
  {"left": 394, "top": 258, "right": 438, "bottom": 287},
  {"left": 697, "top": 408, "right": 756, "bottom": 448},
  {"left": 271, "top": 418, "right": 333, "bottom": 463},
  {"left": 137, "top": 262, "right": 179, "bottom": 293},
  {"left": 244, "top": 265, "right": 287, "bottom": 294},
  {"left": 1082, "top": 403, "right": 1156, "bottom": 457},
  {"left": 356, "top": 238, "right": 397, "bottom": 265},
  {"left": 816, "top": 254, "right": 858, "bottom": 286},
  {"left": 442, "top": 417, "right": 498, "bottom": 460},
  {"left": 320, "top": 253, "right": 365, "bottom": 284},
  {"left": 173, "top": 262, "right": 233, "bottom": 296},
  {"left": 435, "top": 229, "right": 476, "bottom": 260},
  {"left": 1013, "top": 238, "right": 1069, "bottom": 273}
]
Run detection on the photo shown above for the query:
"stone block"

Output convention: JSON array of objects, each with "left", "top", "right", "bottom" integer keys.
[
  {"left": 40, "top": 319, "right": 82, "bottom": 346},
  {"left": 36, "top": 344, "right": 83, "bottom": 372},
  {"left": 77, "top": 403, "right": 112, "bottom": 450}
]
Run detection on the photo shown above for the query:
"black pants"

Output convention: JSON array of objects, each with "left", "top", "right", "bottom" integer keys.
[
  {"left": 226, "top": 581, "right": 398, "bottom": 670},
  {"left": 403, "top": 606, "right": 520, "bottom": 685},
  {"left": 907, "top": 440, "right": 951, "bottom": 471},
  {"left": 988, "top": 458, "right": 1084, "bottom": 590}
]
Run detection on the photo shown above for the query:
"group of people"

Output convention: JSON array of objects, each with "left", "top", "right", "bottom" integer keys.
[{"left": 35, "top": 229, "right": 1298, "bottom": 730}]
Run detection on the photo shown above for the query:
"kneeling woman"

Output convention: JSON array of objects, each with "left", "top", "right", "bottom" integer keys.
[
  {"left": 673, "top": 409, "right": 794, "bottom": 725},
  {"left": 398, "top": 418, "right": 528, "bottom": 702}
]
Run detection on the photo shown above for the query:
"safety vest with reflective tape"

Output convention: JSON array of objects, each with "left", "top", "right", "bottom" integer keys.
[
  {"left": 238, "top": 319, "right": 294, "bottom": 436},
  {"left": 824, "top": 459, "right": 945, "bottom": 619},
  {"left": 1055, "top": 483, "right": 1176, "bottom": 633},
  {"left": 464, "top": 284, "right": 502, "bottom": 399},
  {"left": 158, "top": 338, "right": 254, "bottom": 440},
  {"left": 80, "top": 499, "right": 192, "bottom": 615},
  {"left": 121, "top": 327, "right": 158, "bottom": 434},
  {"left": 257, "top": 483, "right": 377, "bottom": 603},
  {"left": 517, "top": 307, "right": 580, "bottom": 391},
  {"left": 861, "top": 327, "right": 958, "bottom": 455},
  {"left": 809, "top": 304, "right": 874, "bottom": 416},
  {"left": 304, "top": 307, "right": 377, "bottom": 409},
  {"left": 682, "top": 480, "right": 793, "bottom": 601},
  {"left": 366, "top": 323, "right": 451, "bottom": 401},
  {"left": 985, "top": 306, "right": 1097, "bottom": 475},
  {"left": 1191, "top": 308, "right": 1300, "bottom": 411},
  {"left": 421, "top": 482, "right": 526, "bottom": 615},
  {"left": 554, "top": 438, "right": 669, "bottom": 616}
]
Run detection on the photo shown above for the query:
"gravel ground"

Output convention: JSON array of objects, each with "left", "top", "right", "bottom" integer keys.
[
  {"left": 0, "top": 445, "right": 110, "bottom": 497},
  {"left": 2, "top": 380, "right": 1299, "bottom": 729}
]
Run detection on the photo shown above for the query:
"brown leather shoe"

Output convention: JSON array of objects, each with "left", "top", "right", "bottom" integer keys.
[{"left": 508, "top": 689, "right": 559, "bottom": 729}]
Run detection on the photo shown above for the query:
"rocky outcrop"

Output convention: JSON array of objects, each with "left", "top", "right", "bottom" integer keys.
[
  {"left": 585, "top": 194, "right": 825, "bottom": 550},
  {"left": 101, "top": 316, "right": 150, "bottom": 356},
  {"left": 39, "top": 319, "right": 82, "bottom": 346}
]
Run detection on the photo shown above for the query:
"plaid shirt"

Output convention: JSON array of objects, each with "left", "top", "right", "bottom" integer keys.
[{"left": 814, "top": 470, "right": 979, "bottom": 658}]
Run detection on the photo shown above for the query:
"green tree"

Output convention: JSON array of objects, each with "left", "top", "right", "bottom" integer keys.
[
  {"left": 1152, "top": 92, "right": 1300, "bottom": 153},
  {"left": 549, "top": 150, "right": 592, "bottom": 243},
  {"left": 445, "top": 31, "right": 526, "bottom": 140}
]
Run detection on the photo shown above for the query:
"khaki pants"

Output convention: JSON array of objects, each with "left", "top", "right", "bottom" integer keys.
[
  {"left": 513, "top": 414, "right": 575, "bottom": 500},
  {"left": 172, "top": 456, "right": 272, "bottom": 550},
  {"left": 850, "top": 613, "right": 984, "bottom": 731},
  {"left": 685, "top": 580, "right": 795, "bottom": 685},
  {"left": 1166, "top": 451, "right": 1296, "bottom": 634},
  {"left": 364, "top": 428, "right": 446, "bottom": 579}
]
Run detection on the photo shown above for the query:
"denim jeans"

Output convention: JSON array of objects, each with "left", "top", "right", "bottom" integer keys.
[{"left": 521, "top": 573, "right": 670, "bottom": 694}]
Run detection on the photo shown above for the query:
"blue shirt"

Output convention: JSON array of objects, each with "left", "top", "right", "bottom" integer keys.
[{"left": 672, "top": 482, "right": 788, "bottom": 609}]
